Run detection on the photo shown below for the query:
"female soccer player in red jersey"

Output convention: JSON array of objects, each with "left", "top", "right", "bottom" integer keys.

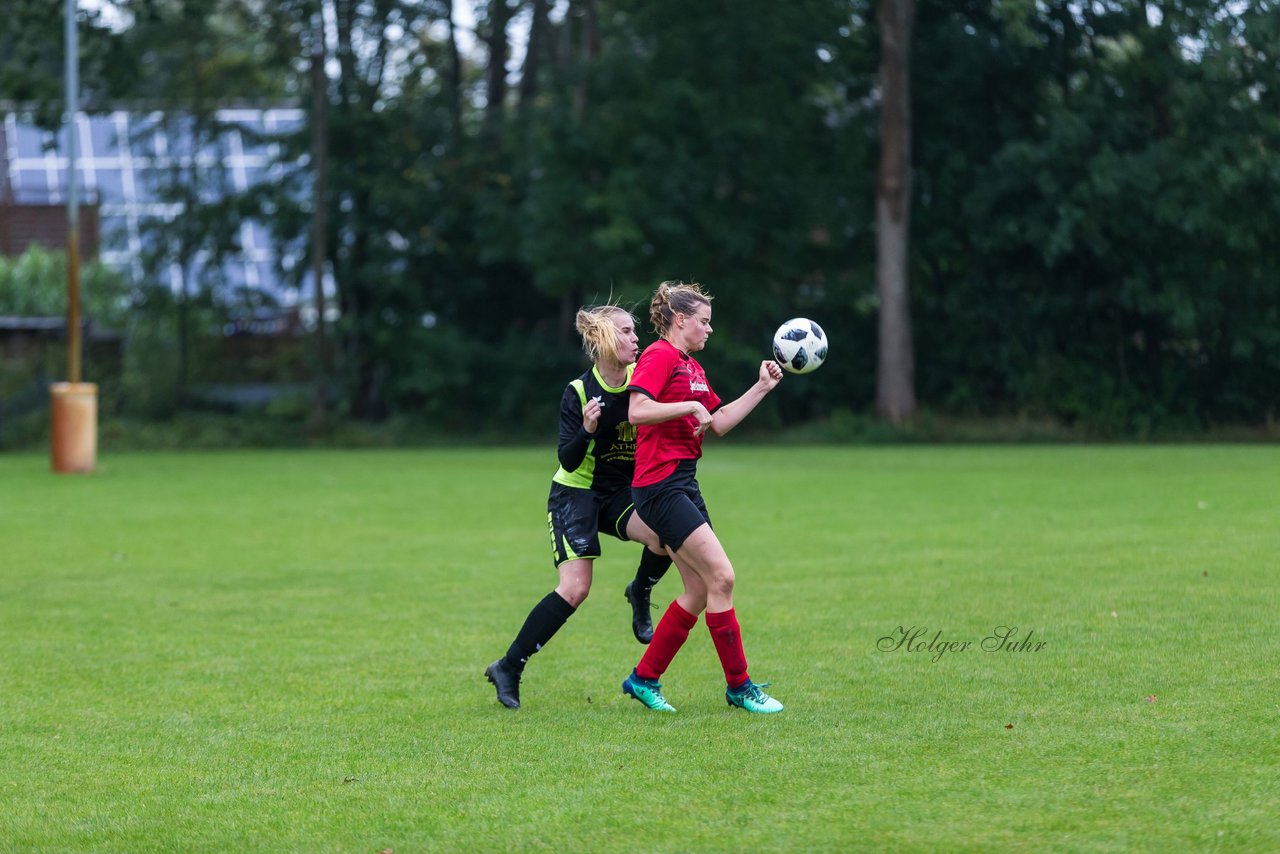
[
  {"left": 484, "top": 305, "right": 673, "bottom": 710},
  {"left": 621, "top": 282, "right": 786, "bottom": 714}
]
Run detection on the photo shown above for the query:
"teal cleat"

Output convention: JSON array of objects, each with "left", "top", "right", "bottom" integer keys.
[
  {"left": 622, "top": 670, "right": 676, "bottom": 712},
  {"left": 726, "top": 680, "right": 784, "bottom": 714}
]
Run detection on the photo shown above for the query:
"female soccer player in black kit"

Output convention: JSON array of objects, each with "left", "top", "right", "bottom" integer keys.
[{"left": 484, "top": 305, "right": 674, "bottom": 709}]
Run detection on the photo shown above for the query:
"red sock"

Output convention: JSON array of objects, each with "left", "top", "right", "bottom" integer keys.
[
  {"left": 636, "top": 600, "right": 698, "bottom": 681},
  {"left": 706, "top": 608, "right": 750, "bottom": 689}
]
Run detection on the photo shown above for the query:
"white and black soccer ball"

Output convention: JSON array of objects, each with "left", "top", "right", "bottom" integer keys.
[{"left": 772, "top": 318, "right": 828, "bottom": 375}]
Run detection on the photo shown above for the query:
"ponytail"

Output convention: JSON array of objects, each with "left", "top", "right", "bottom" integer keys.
[
  {"left": 575, "top": 305, "right": 632, "bottom": 364},
  {"left": 649, "top": 281, "right": 712, "bottom": 336}
]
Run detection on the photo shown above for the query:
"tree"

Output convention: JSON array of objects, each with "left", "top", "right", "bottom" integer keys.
[
  {"left": 0, "top": 0, "right": 125, "bottom": 126},
  {"left": 481, "top": 0, "right": 513, "bottom": 134},
  {"left": 912, "top": 0, "right": 1280, "bottom": 431},
  {"left": 111, "top": 0, "right": 277, "bottom": 398},
  {"left": 516, "top": 0, "right": 551, "bottom": 119},
  {"left": 12, "top": 0, "right": 1280, "bottom": 434},
  {"left": 874, "top": 0, "right": 916, "bottom": 424}
]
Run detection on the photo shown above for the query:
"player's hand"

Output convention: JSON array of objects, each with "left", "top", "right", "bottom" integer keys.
[
  {"left": 582, "top": 396, "right": 602, "bottom": 434},
  {"left": 690, "top": 402, "right": 714, "bottom": 436},
  {"left": 759, "top": 360, "right": 783, "bottom": 390}
]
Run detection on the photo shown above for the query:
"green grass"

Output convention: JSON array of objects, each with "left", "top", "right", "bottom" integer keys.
[{"left": 2, "top": 446, "right": 1277, "bottom": 852}]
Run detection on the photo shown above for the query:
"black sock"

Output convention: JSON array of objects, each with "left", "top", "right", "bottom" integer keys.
[
  {"left": 633, "top": 549, "right": 673, "bottom": 594},
  {"left": 504, "top": 591, "right": 576, "bottom": 671}
]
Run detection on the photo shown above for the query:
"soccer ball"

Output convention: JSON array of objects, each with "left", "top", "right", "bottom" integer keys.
[{"left": 772, "top": 318, "right": 828, "bottom": 374}]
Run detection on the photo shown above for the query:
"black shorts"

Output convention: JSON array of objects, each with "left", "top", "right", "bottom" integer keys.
[
  {"left": 632, "top": 459, "right": 712, "bottom": 552},
  {"left": 547, "top": 482, "right": 637, "bottom": 568}
]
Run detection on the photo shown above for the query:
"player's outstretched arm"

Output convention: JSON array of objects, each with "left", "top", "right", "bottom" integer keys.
[
  {"left": 629, "top": 391, "right": 713, "bottom": 431},
  {"left": 708, "top": 361, "right": 783, "bottom": 437}
]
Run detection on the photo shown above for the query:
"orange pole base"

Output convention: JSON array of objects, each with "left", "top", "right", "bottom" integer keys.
[{"left": 50, "top": 382, "right": 98, "bottom": 473}]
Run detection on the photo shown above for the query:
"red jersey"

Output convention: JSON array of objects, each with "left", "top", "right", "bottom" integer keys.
[{"left": 628, "top": 339, "right": 722, "bottom": 487}]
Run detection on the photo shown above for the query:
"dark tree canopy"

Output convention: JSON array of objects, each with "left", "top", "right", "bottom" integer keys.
[{"left": 5, "top": 0, "right": 1277, "bottom": 435}]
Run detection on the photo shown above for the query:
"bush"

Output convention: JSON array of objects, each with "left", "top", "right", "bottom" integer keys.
[{"left": 0, "top": 246, "right": 130, "bottom": 327}]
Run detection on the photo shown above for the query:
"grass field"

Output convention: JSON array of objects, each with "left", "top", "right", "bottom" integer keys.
[{"left": 2, "top": 446, "right": 1277, "bottom": 852}]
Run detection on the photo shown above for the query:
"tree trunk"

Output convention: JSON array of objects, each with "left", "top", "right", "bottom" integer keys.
[
  {"left": 484, "top": 0, "right": 511, "bottom": 131},
  {"left": 875, "top": 0, "right": 916, "bottom": 424},
  {"left": 517, "top": 0, "right": 550, "bottom": 118},
  {"left": 332, "top": 0, "right": 368, "bottom": 416},
  {"left": 572, "top": 0, "right": 599, "bottom": 119},
  {"left": 309, "top": 46, "right": 330, "bottom": 419},
  {"left": 446, "top": 0, "right": 463, "bottom": 140}
]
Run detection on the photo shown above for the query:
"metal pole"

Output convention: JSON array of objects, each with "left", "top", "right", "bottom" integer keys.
[
  {"left": 51, "top": 0, "right": 96, "bottom": 474},
  {"left": 65, "top": 0, "right": 81, "bottom": 385}
]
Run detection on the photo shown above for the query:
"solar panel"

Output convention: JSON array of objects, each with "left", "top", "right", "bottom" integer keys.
[{"left": 2, "top": 109, "right": 314, "bottom": 305}]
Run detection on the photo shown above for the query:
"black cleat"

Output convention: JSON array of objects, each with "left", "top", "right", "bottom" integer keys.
[
  {"left": 485, "top": 659, "right": 521, "bottom": 709},
  {"left": 624, "top": 582, "right": 654, "bottom": 645}
]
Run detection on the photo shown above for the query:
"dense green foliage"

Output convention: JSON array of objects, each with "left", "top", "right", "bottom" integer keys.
[
  {"left": 0, "top": 246, "right": 130, "bottom": 326},
  {"left": 2, "top": 447, "right": 1278, "bottom": 848},
  {"left": 0, "top": 250, "right": 131, "bottom": 436},
  {"left": 911, "top": 0, "right": 1280, "bottom": 432},
  {"left": 3, "top": 0, "right": 1277, "bottom": 434}
]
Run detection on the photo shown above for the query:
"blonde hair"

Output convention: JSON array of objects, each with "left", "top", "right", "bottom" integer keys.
[
  {"left": 649, "top": 281, "right": 712, "bottom": 336},
  {"left": 575, "top": 304, "right": 633, "bottom": 365}
]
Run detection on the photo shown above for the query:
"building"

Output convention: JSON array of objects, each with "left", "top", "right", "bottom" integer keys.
[{"left": 1, "top": 108, "right": 309, "bottom": 302}]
